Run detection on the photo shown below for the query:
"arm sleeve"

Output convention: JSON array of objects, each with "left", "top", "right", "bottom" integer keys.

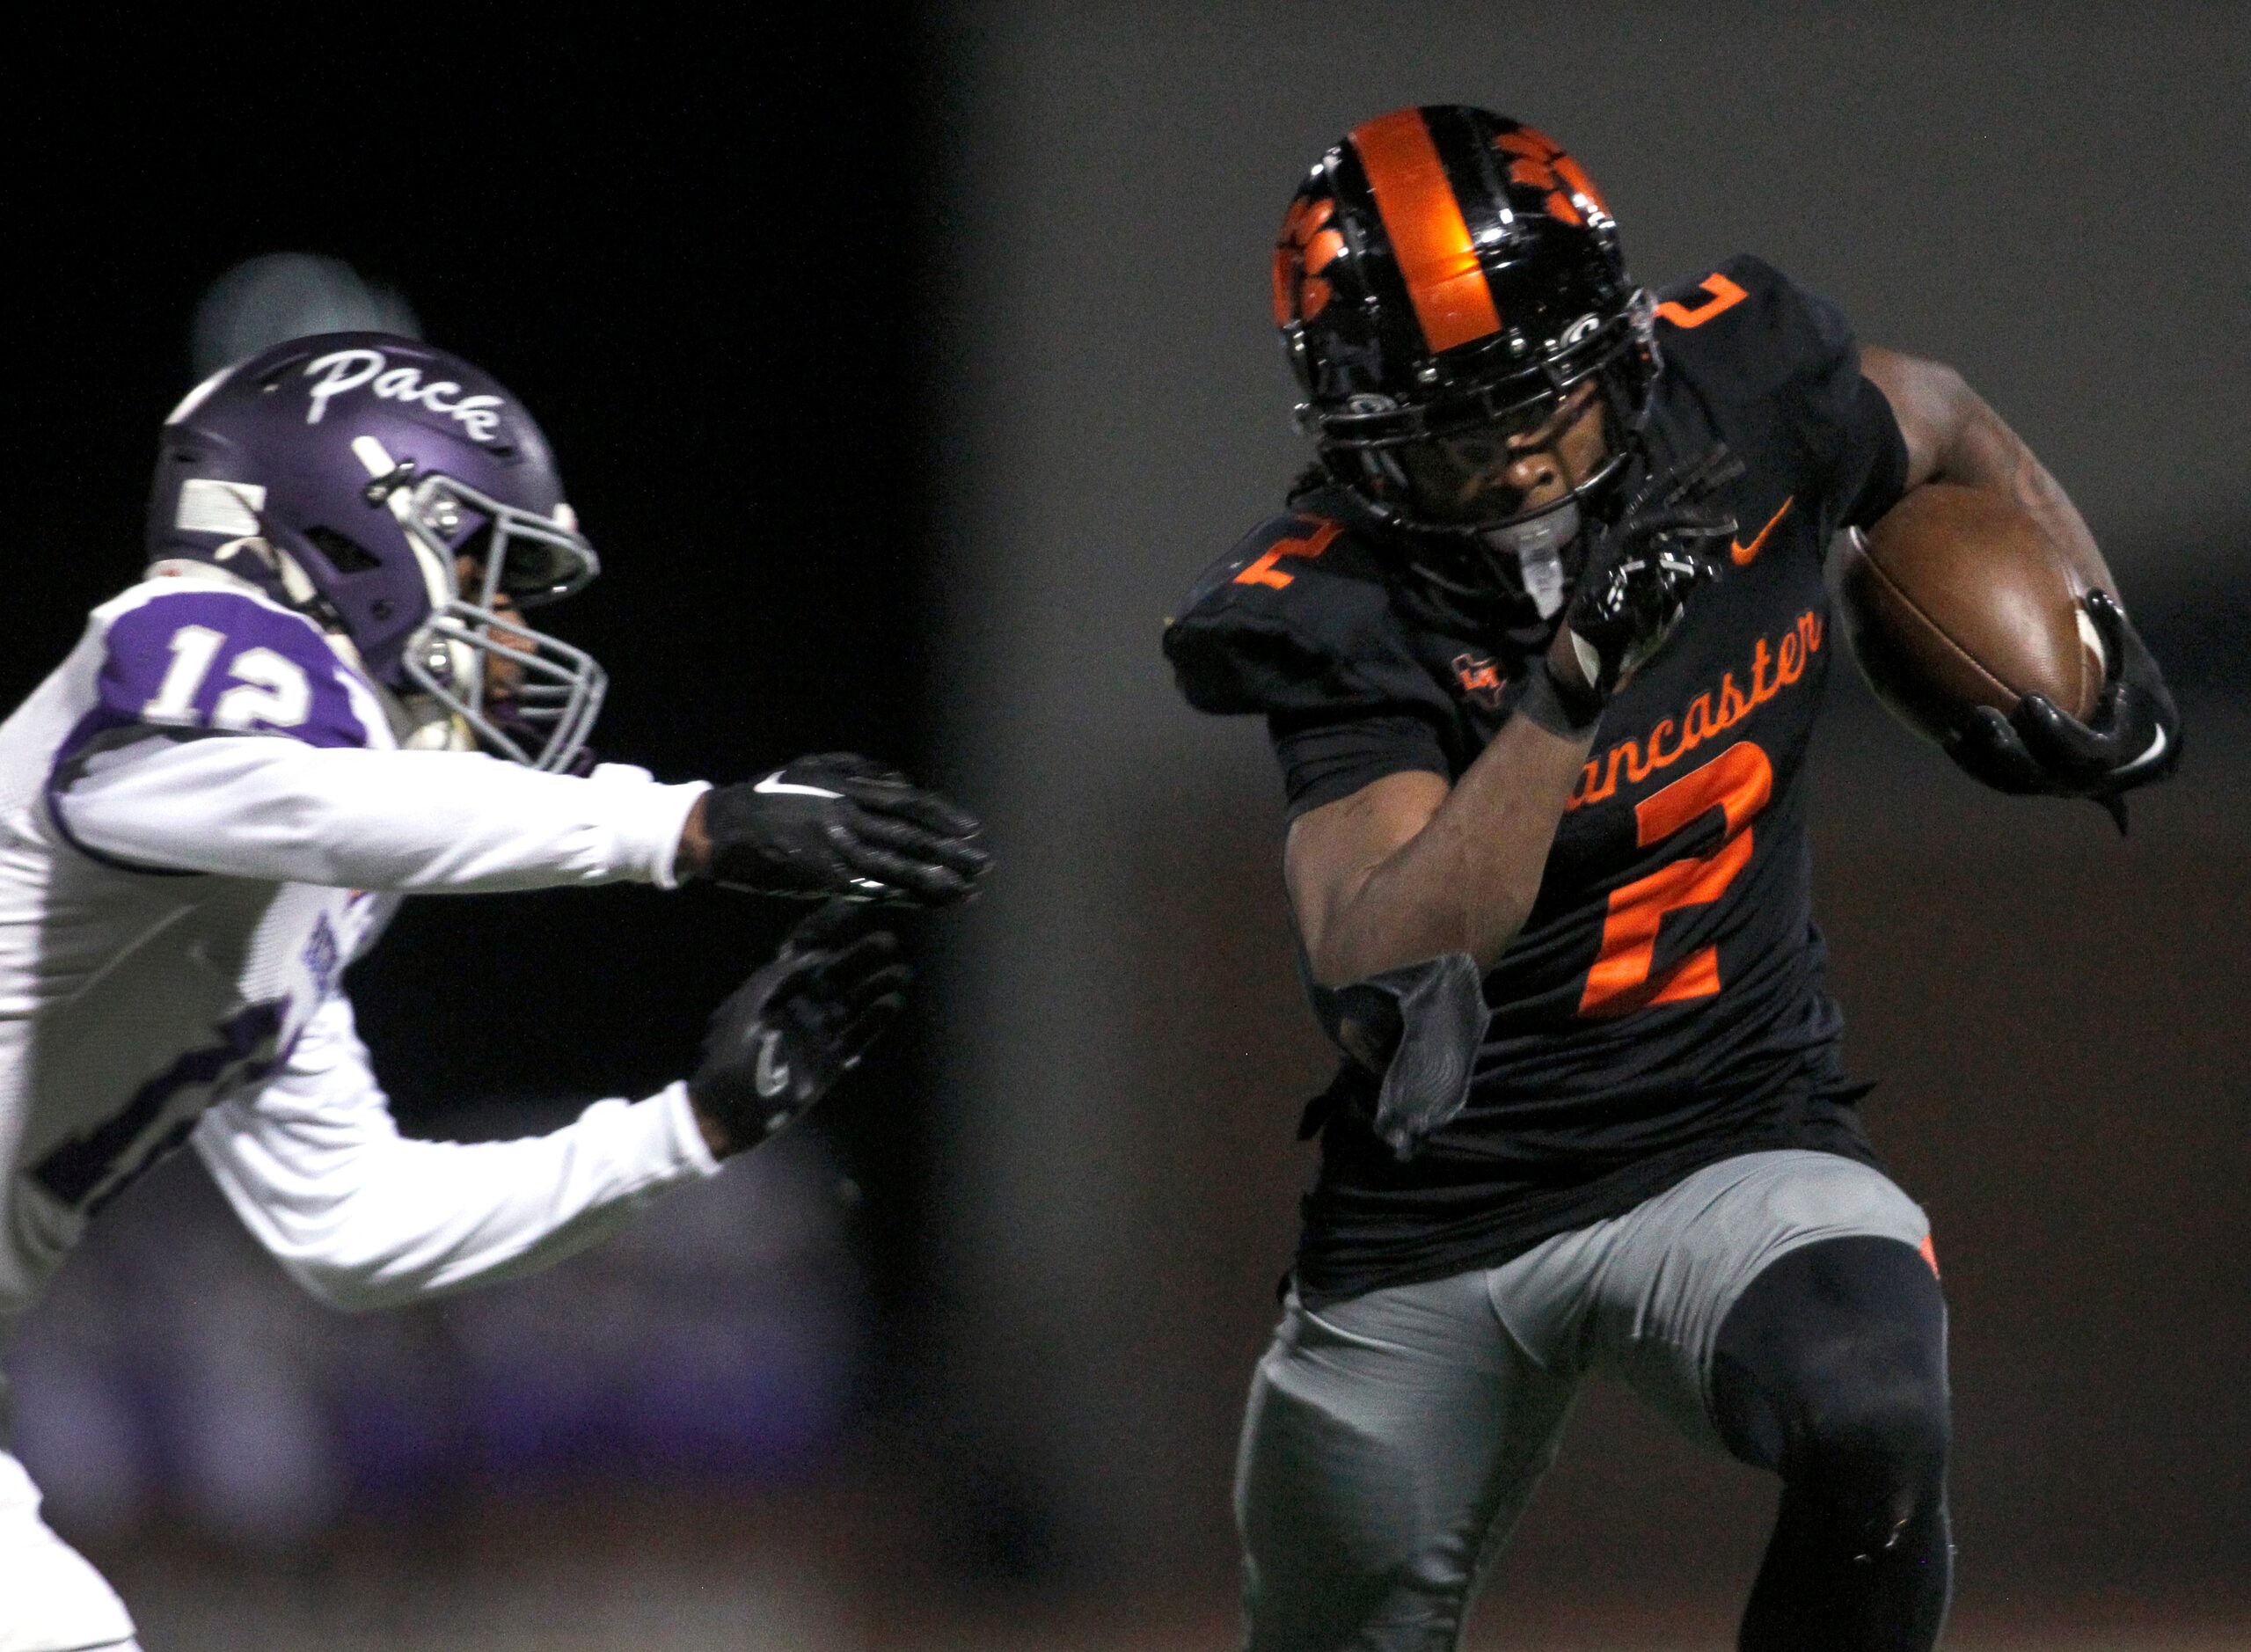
[
  {"left": 1836, "top": 375, "right": 1911, "bottom": 530},
  {"left": 51, "top": 735, "right": 707, "bottom": 891},
  {"left": 192, "top": 995, "right": 721, "bottom": 1313},
  {"left": 1755, "top": 259, "right": 1911, "bottom": 530},
  {"left": 1268, "top": 708, "right": 1451, "bottom": 821}
]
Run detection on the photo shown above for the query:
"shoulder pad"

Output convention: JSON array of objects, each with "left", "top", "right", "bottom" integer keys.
[
  {"left": 1650, "top": 254, "right": 1858, "bottom": 406},
  {"left": 1162, "top": 510, "right": 1450, "bottom": 718},
  {"left": 84, "top": 581, "right": 376, "bottom": 751},
  {"left": 1650, "top": 254, "right": 1874, "bottom": 493}
]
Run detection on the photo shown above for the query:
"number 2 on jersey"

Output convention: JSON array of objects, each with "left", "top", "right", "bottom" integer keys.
[{"left": 1577, "top": 740, "right": 1772, "bottom": 1019}]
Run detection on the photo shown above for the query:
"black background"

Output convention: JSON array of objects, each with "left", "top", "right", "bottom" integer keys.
[{"left": 6, "top": 30, "right": 939, "bottom": 1305}]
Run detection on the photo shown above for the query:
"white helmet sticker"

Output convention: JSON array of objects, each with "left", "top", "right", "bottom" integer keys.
[
  {"left": 350, "top": 435, "right": 398, "bottom": 479},
  {"left": 174, "top": 479, "right": 267, "bottom": 537},
  {"left": 303, "top": 348, "right": 506, "bottom": 442}
]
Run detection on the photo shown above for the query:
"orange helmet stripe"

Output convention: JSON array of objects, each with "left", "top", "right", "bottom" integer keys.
[{"left": 1349, "top": 109, "right": 1502, "bottom": 354}]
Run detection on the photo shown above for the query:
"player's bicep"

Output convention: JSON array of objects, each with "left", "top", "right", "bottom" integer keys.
[
  {"left": 1268, "top": 706, "right": 1453, "bottom": 960},
  {"left": 1283, "top": 768, "right": 1451, "bottom": 969},
  {"left": 1861, "top": 346, "right": 1971, "bottom": 492}
]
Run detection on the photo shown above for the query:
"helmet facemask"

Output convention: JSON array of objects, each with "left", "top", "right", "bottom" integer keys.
[
  {"left": 364, "top": 453, "right": 608, "bottom": 773},
  {"left": 1312, "top": 298, "right": 1658, "bottom": 631}
]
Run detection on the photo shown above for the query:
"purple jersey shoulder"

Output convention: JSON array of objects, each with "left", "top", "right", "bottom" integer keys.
[{"left": 77, "top": 586, "right": 375, "bottom": 756}]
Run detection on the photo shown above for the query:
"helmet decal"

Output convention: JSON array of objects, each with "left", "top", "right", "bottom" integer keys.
[
  {"left": 303, "top": 347, "right": 507, "bottom": 440},
  {"left": 173, "top": 479, "right": 267, "bottom": 537},
  {"left": 1495, "top": 127, "right": 1612, "bottom": 230},
  {"left": 1274, "top": 195, "right": 1345, "bottom": 326},
  {"left": 1347, "top": 108, "right": 1502, "bottom": 355}
]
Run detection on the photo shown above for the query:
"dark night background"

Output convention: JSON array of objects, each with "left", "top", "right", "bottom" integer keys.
[
  {"left": 4, "top": 8, "right": 2247, "bottom": 1650},
  {"left": 7, "top": 31, "right": 949, "bottom": 1303}
]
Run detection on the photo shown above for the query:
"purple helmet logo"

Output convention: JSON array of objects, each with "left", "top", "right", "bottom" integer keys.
[{"left": 149, "top": 332, "right": 606, "bottom": 772}]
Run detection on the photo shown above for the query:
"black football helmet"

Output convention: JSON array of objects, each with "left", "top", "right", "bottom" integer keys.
[{"left": 1274, "top": 105, "right": 1658, "bottom": 628}]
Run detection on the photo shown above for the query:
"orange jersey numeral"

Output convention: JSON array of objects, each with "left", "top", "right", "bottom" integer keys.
[
  {"left": 1233, "top": 518, "right": 1342, "bottom": 590},
  {"left": 1578, "top": 740, "right": 1773, "bottom": 1019},
  {"left": 1655, "top": 272, "right": 1750, "bottom": 330}
]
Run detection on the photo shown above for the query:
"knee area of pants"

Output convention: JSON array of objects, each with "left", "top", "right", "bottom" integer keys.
[
  {"left": 1796, "top": 1359, "right": 1948, "bottom": 1464},
  {"left": 1786, "top": 1380, "right": 1949, "bottom": 1553}
]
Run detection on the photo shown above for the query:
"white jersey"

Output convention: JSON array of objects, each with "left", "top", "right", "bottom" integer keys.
[{"left": 0, "top": 567, "right": 718, "bottom": 1339}]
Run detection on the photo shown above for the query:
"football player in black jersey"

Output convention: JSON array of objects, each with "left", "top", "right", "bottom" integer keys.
[{"left": 1165, "top": 106, "right": 2179, "bottom": 1652}]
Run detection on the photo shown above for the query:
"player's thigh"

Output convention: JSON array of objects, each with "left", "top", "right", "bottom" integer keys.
[
  {"left": 1579, "top": 1150, "right": 1933, "bottom": 1449},
  {"left": 1236, "top": 1272, "right": 1575, "bottom": 1652},
  {"left": 0, "top": 1454, "right": 137, "bottom": 1652}
]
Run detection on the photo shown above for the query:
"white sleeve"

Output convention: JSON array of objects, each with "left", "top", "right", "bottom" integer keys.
[
  {"left": 52, "top": 735, "right": 708, "bottom": 892},
  {"left": 192, "top": 995, "right": 722, "bottom": 1312}
]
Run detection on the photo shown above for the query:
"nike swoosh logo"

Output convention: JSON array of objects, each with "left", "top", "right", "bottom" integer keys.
[
  {"left": 754, "top": 1030, "right": 792, "bottom": 1099},
  {"left": 1730, "top": 495, "right": 1794, "bottom": 566},
  {"left": 754, "top": 772, "right": 843, "bottom": 799},
  {"left": 2118, "top": 724, "right": 2169, "bottom": 774}
]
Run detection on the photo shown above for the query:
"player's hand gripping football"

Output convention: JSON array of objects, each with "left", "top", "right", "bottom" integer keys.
[
  {"left": 1544, "top": 444, "right": 1744, "bottom": 719},
  {"left": 681, "top": 753, "right": 990, "bottom": 905},
  {"left": 1944, "top": 588, "right": 2181, "bottom": 832},
  {"left": 688, "top": 903, "right": 910, "bottom": 1158}
]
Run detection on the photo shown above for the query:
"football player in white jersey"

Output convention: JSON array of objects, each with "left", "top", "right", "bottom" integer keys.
[{"left": 0, "top": 329, "right": 989, "bottom": 1650}]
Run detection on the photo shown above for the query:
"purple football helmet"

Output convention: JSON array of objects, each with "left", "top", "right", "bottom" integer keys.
[{"left": 147, "top": 332, "right": 605, "bottom": 771}]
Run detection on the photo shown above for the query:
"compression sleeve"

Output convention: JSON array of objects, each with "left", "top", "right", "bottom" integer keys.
[
  {"left": 1268, "top": 709, "right": 1452, "bottom": 820},
  {"left": 50, "top": 736, "right": 708, "bottom": 891},
  {"left": 192, "top": 995, "right": 721, "bottom": 1312},
  {"left": 1837, "top": 376, "right": 1911, "bottom": 530}
]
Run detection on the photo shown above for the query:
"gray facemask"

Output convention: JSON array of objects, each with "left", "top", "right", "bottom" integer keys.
[{"left": 384, "top": 471, "right": 608, "bottom": 773}]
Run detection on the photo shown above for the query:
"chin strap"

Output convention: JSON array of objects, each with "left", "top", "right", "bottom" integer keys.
[{"left": 1306, "top": 952, "right": 1488, "bottom": 1159}]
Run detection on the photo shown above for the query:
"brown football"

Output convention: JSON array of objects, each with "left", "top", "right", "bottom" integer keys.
[{"left": 1831, "top": 482, "right": 2104, "bottom": 747}]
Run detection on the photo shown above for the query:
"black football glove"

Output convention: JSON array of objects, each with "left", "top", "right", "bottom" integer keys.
[
  {"left": 1944, "top": 589, "right": 2180, "bottom": 833},
  {"left": 1546, "top": 443, "right": 1744, "bottom": 717},
  {"left": 689, "top": 903, "right": 910, "bottom": 1155},
  {"left": 701, "top": 752, "right": 990, "bottom": 905}
]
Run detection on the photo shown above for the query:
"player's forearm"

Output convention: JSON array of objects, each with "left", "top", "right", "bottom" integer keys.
[
  {"left": 195, "top": 1083, "right": 719, "bottom": 1313},
  {"left": 1307, "top": 715, "right": 1593, "bottom": 983},
  {"left": 55, "top": 736, "right": 705, "bottom": 892}
]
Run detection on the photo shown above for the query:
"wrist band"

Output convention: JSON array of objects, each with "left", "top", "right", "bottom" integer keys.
[{"left": 1514, "top": 658, "right": 1603, "bottom": 739}]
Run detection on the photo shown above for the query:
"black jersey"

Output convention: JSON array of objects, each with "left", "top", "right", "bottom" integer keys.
[{"left": 1164, "top": 257, "right": 1911, "bottom": 1304}]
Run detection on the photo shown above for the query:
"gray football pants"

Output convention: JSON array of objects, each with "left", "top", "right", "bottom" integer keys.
[{"left": 1234, "top": 1149, "right": 1933, "bottom": 1652}]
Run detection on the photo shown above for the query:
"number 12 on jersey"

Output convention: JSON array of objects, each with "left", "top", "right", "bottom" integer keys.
[
  {"left": 1577, "top": 740, "right": 1772, "bottom": 1019},
  {"left": 143, "top": 624, "right": 313, "bottom": 733}
]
